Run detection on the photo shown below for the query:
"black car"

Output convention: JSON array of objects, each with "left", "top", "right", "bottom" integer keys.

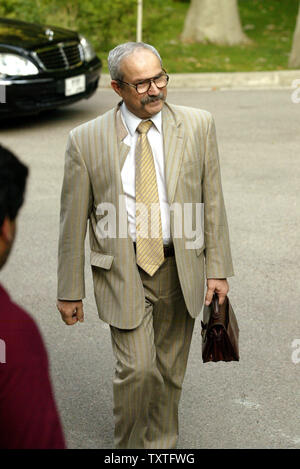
[{"left": 0, "top": 17, "right": 102, "bottom": 118}]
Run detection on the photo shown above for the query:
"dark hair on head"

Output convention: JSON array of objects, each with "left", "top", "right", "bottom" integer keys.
[{"left": 0, "top": 144, "right": 28, "bottom": 227}]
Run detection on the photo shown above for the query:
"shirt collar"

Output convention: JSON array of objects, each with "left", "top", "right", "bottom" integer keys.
[{"left": 120, "top": 102, "right": 162, "bottom": 136}]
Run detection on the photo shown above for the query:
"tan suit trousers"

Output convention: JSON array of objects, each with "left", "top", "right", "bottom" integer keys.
[{"left": 110, "top": 255, "right": 195, "bottom": 449}]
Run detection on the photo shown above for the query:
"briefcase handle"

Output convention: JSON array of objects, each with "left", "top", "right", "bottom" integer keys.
[
  {"left": 212, "top": 293, "right": 219, "bottom": 312},
  {"left": 212, "top": 293, "right": 222, "bottom": 320}
]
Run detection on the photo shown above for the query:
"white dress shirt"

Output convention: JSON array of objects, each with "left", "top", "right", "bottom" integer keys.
[{"left": 120, "top": 102, "right": 170, "bottom": 244}]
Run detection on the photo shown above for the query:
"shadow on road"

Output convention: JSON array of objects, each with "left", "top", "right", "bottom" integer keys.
[
  {"left": 0, "top": 107, "right": 94, "bottom": 132},
  {"left": 0, "top": 90, "right": 118, "bottom": 132}
]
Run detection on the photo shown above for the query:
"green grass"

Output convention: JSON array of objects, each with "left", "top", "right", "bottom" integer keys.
[
  {"left": 97, "top": 0, "right": 300, "bottom": 73},
  {"left": 1, "top": 0, "right": 299, "bottom": 73}
]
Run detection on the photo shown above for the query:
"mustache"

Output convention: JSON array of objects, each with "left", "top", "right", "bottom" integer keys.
[{"left": 141, "top": 92, "right": 165, "bottom": 105}]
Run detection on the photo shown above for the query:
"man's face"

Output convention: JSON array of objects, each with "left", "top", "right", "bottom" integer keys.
[
  {"left": 111, "top": 49, "right": 167, "bottom": 119},
  {"left": 0, "top": 218, "right": 16, "bottom": 269}
]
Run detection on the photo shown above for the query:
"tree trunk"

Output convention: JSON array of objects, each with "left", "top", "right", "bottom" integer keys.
[
  {"left": 289, "top": 2, "right": 300, "bottom": 68},
  {"left": 181, "top": 0, "right": 251, "bottom": 46}
]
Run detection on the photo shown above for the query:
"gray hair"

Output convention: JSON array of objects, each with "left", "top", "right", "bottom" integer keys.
[{"left": 108, "top": 42, "right": 162, "bottom": 81}]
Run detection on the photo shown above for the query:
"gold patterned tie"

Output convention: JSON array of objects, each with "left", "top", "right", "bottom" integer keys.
[{"left": 135, "top": 120, "right": 164, "bottom": 276}]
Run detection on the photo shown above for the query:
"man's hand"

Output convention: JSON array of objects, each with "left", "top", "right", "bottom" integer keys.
[
  {"left": 57, "top": 300, "right": 84, "bottom": 325},
  {"left": 205, "top": 278, "right": 229, "bottom": 306}
]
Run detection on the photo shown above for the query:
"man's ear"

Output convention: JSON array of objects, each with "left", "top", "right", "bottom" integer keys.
[
  {"left": 0, "top": 217, "right": 14, "bottom": 243},
  {"left": 111, "top": 80, "right": 123, "bottom": 97}
]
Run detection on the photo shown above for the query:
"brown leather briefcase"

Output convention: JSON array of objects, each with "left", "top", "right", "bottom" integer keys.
[{"left": 201, "top": 293, "right": 239, "bottom": 363}]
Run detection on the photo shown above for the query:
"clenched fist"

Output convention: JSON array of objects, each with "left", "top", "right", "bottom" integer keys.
[
  {"left": 205, "top": 278, "right": 229, "bottom": 306},
  {"left": 57, "top": 300, "right": 84, "bottom": 325}
]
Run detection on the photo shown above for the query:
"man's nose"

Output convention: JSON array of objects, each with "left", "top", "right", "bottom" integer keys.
[{"left": 148, "top": 80, "right": 160, "bottom": 95}]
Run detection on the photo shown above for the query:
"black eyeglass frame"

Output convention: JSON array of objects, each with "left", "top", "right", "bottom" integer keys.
[{"left": 117, "top": 69, "right": 169, "bottom": 94}]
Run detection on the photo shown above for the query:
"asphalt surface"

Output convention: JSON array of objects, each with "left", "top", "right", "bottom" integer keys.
[{"left": 0, "top": 87, "right": 300, "bottom": 449}]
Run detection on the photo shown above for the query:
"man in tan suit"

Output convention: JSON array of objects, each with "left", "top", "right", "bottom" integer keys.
[{"left": 57, "top": 42, "right": 234, "bottom": 449}]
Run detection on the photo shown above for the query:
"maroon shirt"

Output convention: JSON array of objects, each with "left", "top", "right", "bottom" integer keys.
[{"left": 0, "top": 284, "right": 65, "bottom": 449}]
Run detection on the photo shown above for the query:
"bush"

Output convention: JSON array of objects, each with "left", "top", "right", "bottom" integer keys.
[
  {"left": 1, "top": 0, "right": 298, "bottom": 72},
  {"left": 0, "top": 0, "right": 172, "bottom": 48}
]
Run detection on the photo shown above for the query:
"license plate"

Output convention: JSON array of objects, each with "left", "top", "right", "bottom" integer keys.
[{"left": 65, "top": 75, "right": 86, "bottom": 96}]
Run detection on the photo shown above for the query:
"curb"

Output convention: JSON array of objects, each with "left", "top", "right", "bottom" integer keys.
[{"left": 98, "top": 70, "right": 300, "bottom": 90}]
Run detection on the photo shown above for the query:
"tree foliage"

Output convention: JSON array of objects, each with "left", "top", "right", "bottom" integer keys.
[
  {"left": 0, "top": 0, "right": 138, "bottom": 50},
  {"left": 0, "top": 0, "right": 299, "bottom": 72},
  {"left": 0, "top": 0, "right": 173, "bottom": 51}
]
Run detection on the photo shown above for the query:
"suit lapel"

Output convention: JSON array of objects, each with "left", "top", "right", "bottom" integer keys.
[
  {"left": 113, "top": 104, "right": 133, "bottom": 245},
  {"left": 115, "top": 104, "right": 130, "bottom": 171},
  {"left": 162, "top": 103, "right": 185, "bottom": 205}
]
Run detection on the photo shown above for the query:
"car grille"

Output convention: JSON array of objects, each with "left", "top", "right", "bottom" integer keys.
[{"left": 34, "top": 41, "right": 83, "bottom": 71}]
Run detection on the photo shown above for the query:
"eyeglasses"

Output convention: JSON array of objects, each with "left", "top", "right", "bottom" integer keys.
[{"left": 117, "top": 71, "right": 169, "bottom": 94}]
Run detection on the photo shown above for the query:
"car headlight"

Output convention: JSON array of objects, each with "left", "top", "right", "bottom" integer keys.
[
  {"left": 79, "top": 35, "right": 96, "bottom": 62},
  {"left": 0, "top": 53, "right": 39, "bottom": 76}
]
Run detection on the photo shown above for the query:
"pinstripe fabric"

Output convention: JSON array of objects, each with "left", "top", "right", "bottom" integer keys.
[
  {"left": 135, "top": 120, "right": 164, "bottom": 276},
  {"left": 110, "top": 256, "right": 195, "bottom": 449},
  {"left": 57, "top": 102, "right": 234, "bottom": 329}
]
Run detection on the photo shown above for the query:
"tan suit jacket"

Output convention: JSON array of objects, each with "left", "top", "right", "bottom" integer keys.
[{"left": 58, "top": 102, "right": 234, "bottom": 329}]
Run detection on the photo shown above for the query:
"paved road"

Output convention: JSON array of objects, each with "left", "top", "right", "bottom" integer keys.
[{"left": 1, "top": 88, "right": 300, "bottom": 449}]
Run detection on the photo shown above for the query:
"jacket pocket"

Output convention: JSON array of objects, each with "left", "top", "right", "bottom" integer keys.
[
  {"left": 90, "top": 251, "right": 114, "bottom": 270},
  {"left": 196, "top": 244, "right": 205, "bottom": 257},
  {"left": 185, "top": 236, "right": 205, "bottom": 256}
]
